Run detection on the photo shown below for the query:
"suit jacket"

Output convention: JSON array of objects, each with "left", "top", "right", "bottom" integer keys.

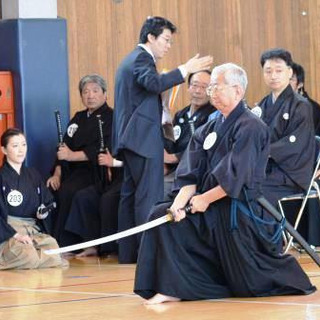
[{"left": 112, "top": 46, "right": 184, "bottom": 159}]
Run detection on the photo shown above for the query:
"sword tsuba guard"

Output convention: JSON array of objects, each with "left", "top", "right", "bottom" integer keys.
[{"left": 166, "top": 208, "right": 176, "bottom": 222}]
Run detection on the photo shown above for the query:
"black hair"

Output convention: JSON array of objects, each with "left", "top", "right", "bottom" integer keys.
[
  {"left": 260, "top": 48, "right": 293, "bottom": 67},
  {"left": 291, "top": 62, "right": 305, "bottom": 84},
  {"left": 1, "top": 128, "right": 24, "bottom": 148},
  {"left": 139, "top": 16, "right": 177, "bottom": 44},
  {"left": 187, "top": 70, "right": 211, "bottom": 85}
]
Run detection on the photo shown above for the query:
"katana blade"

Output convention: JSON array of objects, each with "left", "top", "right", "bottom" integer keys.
[{"left": 44, "top": 212, "right": 174, "bottom": 255}]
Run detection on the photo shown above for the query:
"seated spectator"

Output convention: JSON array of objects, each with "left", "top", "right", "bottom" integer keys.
[
  {"left": 47, "top": 74, "right": 113, "bottom": 247},
  {"left": 290, "top": 62, "right": 320, "bottom": 135},
  {"left": 256, "top": 49, "right": 315, "bottom": 245},
  {"left": 163, "top": 70, "right": 215, "bottom": 198},
  {"left": 0, "top": 128, "right": 66, "bottom": 269}
]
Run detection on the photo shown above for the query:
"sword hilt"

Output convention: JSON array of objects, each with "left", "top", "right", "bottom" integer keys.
[
  {"left": 97, "top": 115, "right": 105, "bottom": 153},
  {"left": 54, "top": 110, "right": 64, "bottom": 147},
  {"left": 166, "top": 204, "right": 192, "bottom": 222}
]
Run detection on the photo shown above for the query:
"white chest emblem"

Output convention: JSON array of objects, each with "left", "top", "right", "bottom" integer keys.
[
  {"left": 283, "top": 113, "right": 289, "bottom": 120},
  {"left": 203, "top": 132, "right": 217, "bottom": 150},
  {"left": 289, "top": 135, "right": 296, "bottom": 143},
  {"left": 67, "top": 123, "right": 79, "bottom": 138},
  {"left": 251, "top": 106, "right": 262, "bottom": 118},
  {"left": 173, "top": 125, "right": 181, "bottom": 140},
  {"left": 7, "top": 190, "right": 23, "bottom": 207}
]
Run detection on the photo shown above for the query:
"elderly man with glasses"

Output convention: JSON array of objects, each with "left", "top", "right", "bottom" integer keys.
[{"left": 134, "top": 62, "right": 315, "bottom": 304}]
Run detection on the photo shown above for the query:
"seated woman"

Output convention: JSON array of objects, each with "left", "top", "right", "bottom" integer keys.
[
  {"left": 0, "top": 128, "right": 66, "bottom": 269},
  {"left": 134, "top": 63, "right": 316, "bottom": 304}
]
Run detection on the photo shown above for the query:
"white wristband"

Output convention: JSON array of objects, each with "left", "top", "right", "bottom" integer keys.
[
  {"left": 112, "top": 159, "right": 123, "bottom": 167},
  {"left": 178, "top": 65, "right": 188, "bottom": 78}
]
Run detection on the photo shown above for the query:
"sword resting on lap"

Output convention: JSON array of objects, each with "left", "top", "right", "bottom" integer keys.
[
  {"left": 44, "top": 206, "right": 191, "bottom": 255},
  {"left": 257, "top": 196, "right": 320, "bottom": 267}
]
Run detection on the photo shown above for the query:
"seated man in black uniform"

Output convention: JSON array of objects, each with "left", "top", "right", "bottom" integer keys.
[
  {"left": 134, "top": 62, "right": 316, "bottom": 304},
  {"left": 254, "top": 49, "right": 315, "bottom": 250},
  {"left": 163, "top": 70, "right": 215, "bottom": 198},
  {"left": 47, "top": 74, "right": 114, "bottom": 247}
]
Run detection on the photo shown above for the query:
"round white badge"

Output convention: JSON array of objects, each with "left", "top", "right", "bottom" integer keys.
[
  {"left": 67, "top": 123, "right": 79, "bottom": 138},
  {"left": 251, "top": 106, "right": 262, "bottom": 118},
  {"left": 179, "top": 118, "right": 185, "bottom": 124},
  {"left": 289, "top": 135, "right": 296, "bottom": 143},
  {"left": 283, "top": 113, "right": 289, "bottom": 120},
  {"left": 173, "top": 125, "right": 181, "bottom": 140},
  {"left": 7, "top": 190, "right": 23, "bottom": 207},
  {"left": 203, "top": 132, "right": 217, "bottom": 150}
]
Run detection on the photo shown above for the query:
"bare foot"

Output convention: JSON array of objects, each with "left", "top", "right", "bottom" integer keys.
[
  {"left": 144, "top": 293, "right": 181, "bottom": 305},
  {"left": 76, "top": 247, "right": 98, "bottom": 257}
]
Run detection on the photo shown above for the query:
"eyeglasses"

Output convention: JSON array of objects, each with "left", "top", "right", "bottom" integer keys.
[
  {"left": 189, "top": 83, "right": 208, "bottom": 91},
  {"left": 159, "top": 36, "right": 173, "bottom": 45},
  {"left": 206, "top": 84, "right": 236, "bottom": 96}
]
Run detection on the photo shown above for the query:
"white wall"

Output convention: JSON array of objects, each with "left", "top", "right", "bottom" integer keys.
[{"left": 1, "top": 0, "right": 57, "bottom": 19}]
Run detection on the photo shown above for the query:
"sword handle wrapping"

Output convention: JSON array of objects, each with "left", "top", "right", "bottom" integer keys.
[{"left": 54, "top": 110, "right": 64, "bottom": 147}]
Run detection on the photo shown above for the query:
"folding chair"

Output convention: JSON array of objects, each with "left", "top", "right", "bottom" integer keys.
[{"left": 278, "top": 136, "right": 320, "bottom": 253}]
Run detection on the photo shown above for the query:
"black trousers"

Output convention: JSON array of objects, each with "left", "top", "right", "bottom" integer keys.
[{"left": 118, "top": 149, "right": 164, "bottom": 263}]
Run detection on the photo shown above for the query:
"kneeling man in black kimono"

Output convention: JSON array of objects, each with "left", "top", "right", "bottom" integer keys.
[{"left": 134, "top": 63, "right": 316, "bottom": 304}]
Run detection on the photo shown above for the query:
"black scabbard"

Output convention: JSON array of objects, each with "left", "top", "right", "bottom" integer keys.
[
  {"left": 257, "top": 196, "right": 320, "bottom": 267},
  {"left": 96, "top": 115, "right": 108, "bottom": 191},
  {"left": 54, "top": 110, "right": 64, "bottom": 146},
  {"left": 54, "top": 110, "right": 69, "bottom": 178}
]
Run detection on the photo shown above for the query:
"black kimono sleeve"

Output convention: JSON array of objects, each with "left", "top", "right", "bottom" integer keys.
[{"left": 213, "top": 118, "right": 269, "bottom": 198}]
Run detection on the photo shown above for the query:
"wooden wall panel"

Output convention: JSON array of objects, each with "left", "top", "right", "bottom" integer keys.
[{"left": 57, "top": 0, "right": 320, "bottom": 116}]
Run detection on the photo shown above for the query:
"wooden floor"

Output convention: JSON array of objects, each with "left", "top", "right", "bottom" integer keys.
[{"left": 1, "top": 252, "right": 320, "bottom": 320}]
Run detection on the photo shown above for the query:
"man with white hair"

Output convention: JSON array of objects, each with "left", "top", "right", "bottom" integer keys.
[{"left": 134, "top": 63, "right": 315, "bottom": 304}]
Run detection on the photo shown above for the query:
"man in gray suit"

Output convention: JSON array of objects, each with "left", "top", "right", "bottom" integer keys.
[{"left": 112, "top": 16, "right": 213, "bottom": 263}]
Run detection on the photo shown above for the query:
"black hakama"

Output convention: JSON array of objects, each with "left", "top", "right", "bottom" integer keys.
[{"left": 64, "top": 167, "right": 123, "bottom": 254}]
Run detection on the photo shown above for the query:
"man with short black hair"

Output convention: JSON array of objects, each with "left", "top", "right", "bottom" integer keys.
[
  {"left": 112, "top": 16, "right": 213, "bottom": 263},
  {"left": 256, "top": 49, "right": 315, "bottom": 246}
]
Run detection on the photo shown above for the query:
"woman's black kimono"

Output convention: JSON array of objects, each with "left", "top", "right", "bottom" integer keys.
[
  {"left": 134, "top": 102, "right": 316, "bottom": 301},
  {"left": 0, "top": 161, "right": 54, "bottom": 243}
]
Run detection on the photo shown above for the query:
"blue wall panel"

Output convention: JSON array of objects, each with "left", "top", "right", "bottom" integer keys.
[{"left": 0, "top": 18, "right": 70, "bottom": 178}]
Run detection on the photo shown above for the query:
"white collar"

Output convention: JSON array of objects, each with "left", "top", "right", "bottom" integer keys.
[{"left": 138, "top": 44, "right": 156, "bottom": 63}]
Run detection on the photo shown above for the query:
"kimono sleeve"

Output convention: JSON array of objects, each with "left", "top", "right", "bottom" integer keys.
[
  {"left": 213, "top": 118, "right": 269, "bottom": 198},
  {"left": 0, "top": 177, "right": 16, "bottom": 243},
  {"left": 270, "top": 99, "right": 315, "bottom": 176},
  {"left": 30, "top": 168, "right": 54, "bottom": 205}
]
